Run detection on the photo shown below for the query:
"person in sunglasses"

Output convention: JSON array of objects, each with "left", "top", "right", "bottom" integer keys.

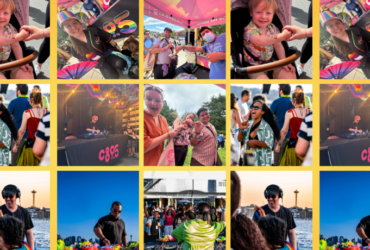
[
  {"left": 252, "top": 185, "right": 297, "bottom": 250},
  {"left": 0, "top": 185, "right": 34, "bottom": 250},
  {"left": 144, "top": 85, "right": 179, "bottom": 166},
  {"left": 243, "top": 101, "right": 281, "bottom": 166},
  {"left": 94, "top": 201, "right": 127, "bottom": 247}
]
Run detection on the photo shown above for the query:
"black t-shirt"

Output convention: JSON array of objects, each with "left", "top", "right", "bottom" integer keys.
[
  {"left": 89, "top": 121, "right": 99, "bottom": 133},
  {"left": 72, "top": 27, "right": 113, "bottom": 61},
  {"left": 150, "top": 218, "right": 160, "bottom": 235},
  {"left": 334, "top": 28, "right": 369, "bottom": 62},
  {"left": 350, "top": 122, "right": 361, "bottom": 132},
  {"left": 252, "top": 205, "right": 296, "bottom": 240},
  {"left": 357, "top": 215, "right": 370, "bottom": 246},
  {"left": 0, "top": 205, "right": 34, "bottom": 239},
  {"left": 94, "top": 214, "right": 127, "bottom": 246}
]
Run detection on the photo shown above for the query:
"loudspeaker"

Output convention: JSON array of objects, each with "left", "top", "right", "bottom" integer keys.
[
  {"left": 262, "top": 84, "right": 271, "bottom": 94},
  {"left": 185, "top": 31, "right": 195, "bottom": 45}
]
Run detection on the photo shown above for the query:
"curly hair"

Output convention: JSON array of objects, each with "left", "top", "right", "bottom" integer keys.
[
  {"left": 252, "top": 100, "right": 281, "bottom": 141},
  {"left": 231, "top": 171, "right": 241, "bottom": 215},
  {"left": 257, "top": 215, "right": 286, "bottom": 248},
  {"left": 0, "top": 103, "right": 18, "bottom": 141},
  {"left": 0, "top": 215, "right": 24, "bottom": 248},
  {"left": 231, "top": 214, "right": 270, "bottom": 250}
]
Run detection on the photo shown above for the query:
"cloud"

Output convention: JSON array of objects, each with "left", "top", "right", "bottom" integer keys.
[
  {"left": 148, "top": 84, "right": 225, "bottom": 118},
  {"left": 144, "top": 17, "right": 168, "bottom": 25}
]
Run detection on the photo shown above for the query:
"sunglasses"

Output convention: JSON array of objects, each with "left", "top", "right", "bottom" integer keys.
[
  {"left": 144, "top": 84, "right": 163, "bottom": 92},
  {"left": 4, "top": 195, "right": 14, "bottom": 199},
  {"left": 112, "top": 208, "right": 122, "bottom": 213},
  {"left": 250, "top": 105, "right": 262, "bottom": 110},
  {"left": 267, "top": 195, "right": 276, "bottom": 199}
]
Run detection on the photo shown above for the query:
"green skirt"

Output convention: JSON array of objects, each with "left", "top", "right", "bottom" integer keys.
[
  {"left": 16, "top": 140, "right": 40, "bottom": 166},
  {"left": 279, "top": 139, "right": 303, "bottom": 166}
]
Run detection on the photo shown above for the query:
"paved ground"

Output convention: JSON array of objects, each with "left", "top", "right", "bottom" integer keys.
[
  {"left": 29, "top": 0, "right": 50, "bottom": 79},
  {"left": 291, "top": 0, "right": 312, "bottom": 79}
]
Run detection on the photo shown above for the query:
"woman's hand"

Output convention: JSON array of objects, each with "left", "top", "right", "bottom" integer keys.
[
  {"left": 282, "top": 25, "right": 310, "bottom": 41},
  {"left": 275, "top": 144, "right": 280, "bottom": 153},
  {"left": 169, "top": 130, "right": 178, "bottom": 137},
  {"left": 20, "top": 26, "right": 49, "bottom": 41},
  {"left": 282, "top": 64, "right": 295, "bottom": 74},
  {"left": 280, "top": 29, "right": 292, "bottom": 41},
  {"left": 12, "top": 144, "right": 18, "bottom": 153},
  {"left": 176, "top": 125, "right": 185, "bottom": 131},
  {"left": 176, "top": 45, "right": 184, "bottom": 53},
  {"left": 194, "top": 121, "right": 204, "bottom": 133},
  {"left": 18, "top": 29, "right": 30, "bottom": 41}
]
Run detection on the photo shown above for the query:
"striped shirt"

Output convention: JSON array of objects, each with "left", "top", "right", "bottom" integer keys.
[
  {"left": 36, "top": 112, "right": 50, "bottom": 142},
  {"left": 299, "top": 112, "right": 312, "bottom": 142},
  {"left": 191, "top": 123, "right": 218, "bottom": 166}
]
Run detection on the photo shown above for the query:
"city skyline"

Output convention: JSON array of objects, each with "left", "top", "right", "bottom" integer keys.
[
  {"left": 321, "top": 172, "right": 369, "bottom": 240},
  {"left": 0, "top": 172, "right": 50, "bottom": 208},
  {"left": 58, "top": 172, "right": 139, "bottom": 241},
  {"left": 236, "top": 171, "right": 312, "bottom": 208}
]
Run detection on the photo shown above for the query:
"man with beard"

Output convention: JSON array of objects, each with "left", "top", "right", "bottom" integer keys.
[
  {"left": 349, "top": 115, "right": 362, "bottom": 134},
  {"left": 0, "top": 185, "right": 34, "bottom": 250},
  {"left": 145, "top": 211, "right": 164, "bottom": 239},
  {"left": 190, "top": 108, "right": 219, "bottom": 166},
  {"left": 151, "top": 27, "right": 177, "bottom": 79},
  {"left": 356, "top": 215, "right": 370, "bottom": 247},
  {"left": 176, "top": 27, "right": 226, "bottom": 79},
  {"left": 94, "top": 201, "right": 127, "bottom": 247},
  {"left": 252, "top": 185, "right": 297, "bottom": 250},
  {"left": 86, "top": 115, "right": 100, "bottom": 134},
  {"left": 8, "top": 85, "right": 31, "bottom": 166}
]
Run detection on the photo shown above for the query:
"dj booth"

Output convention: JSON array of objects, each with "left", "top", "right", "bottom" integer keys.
[
  {"left": 320, "top": 138, "right": 370, "bottom": 166},
  {"left": 58, "top": 134, "right": 129, "bottom": 166}
]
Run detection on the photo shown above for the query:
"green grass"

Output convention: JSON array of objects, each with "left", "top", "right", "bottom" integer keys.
[{"left": 183, "top": 147, "right": 226, "bottom": 166}]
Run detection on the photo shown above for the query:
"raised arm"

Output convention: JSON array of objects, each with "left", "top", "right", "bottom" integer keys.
[
  {"left": 0, "top": 29, "right": 29, "bottom": 46},
  {"left": 176, "top": 45, "right": 204, "bottom": 53}
]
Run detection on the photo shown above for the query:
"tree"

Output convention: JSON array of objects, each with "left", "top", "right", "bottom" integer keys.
[
  {"left": 210, "top": 24, "right": 226, "bottom": 36},
  {"left": 202, "top": 94, "right": 226, "bottom": 135},
  {"left": 160, "top": 101, "right": 178, "bottom": 126}
]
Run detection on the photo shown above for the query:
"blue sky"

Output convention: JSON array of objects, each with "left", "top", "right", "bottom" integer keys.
[
  {"left": 58, "top": 171, "right": 139, "bottom": 241},
  {"left": 144, "top": 15, "right": 183, "bottom": 34},
  {"left": 320, "top": 171, "right": 369, "bottom": 240}
]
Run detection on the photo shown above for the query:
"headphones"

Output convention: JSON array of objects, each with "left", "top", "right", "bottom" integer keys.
[
  {"left": 2, "top": 184, "right": 21, "bottom": 199},
  {"left": 264, "top": 184, "right": 283, "bottom": 199}
]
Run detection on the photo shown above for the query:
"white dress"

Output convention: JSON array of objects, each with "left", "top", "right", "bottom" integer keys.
[{"left": 231, "top": 110, "right": 241, "bottom": 165}]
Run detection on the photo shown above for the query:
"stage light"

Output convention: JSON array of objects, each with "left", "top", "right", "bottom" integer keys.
[
  {"left": 72, "top": 90, "right": 75, "bottom": 93},
  {"left": 335, "top": 90, "right": 337, "bottom": 93}
]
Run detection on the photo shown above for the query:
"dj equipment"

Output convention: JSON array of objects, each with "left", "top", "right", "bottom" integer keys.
[{"left": 77, "top": 132, "right": 108, "bottom": 139}]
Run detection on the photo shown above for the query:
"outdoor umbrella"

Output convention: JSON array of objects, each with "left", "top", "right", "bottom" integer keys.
[
  {"left": 57, "top": 61, "right": 99, "bottom": 79},
  {"left": 320, "top": 61, "right": 361, "bottom": 79},
  {"left": 320, "top": 0, "right": 343, "bottom": 9},
  {"left": 338, "top": 12, "right": 352, "bottom": 27}
]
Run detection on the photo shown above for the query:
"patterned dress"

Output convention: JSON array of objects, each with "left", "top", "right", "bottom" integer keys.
[
  {"left": 0, "top": 24, "right": 17, "bottom": 63},
  {"left": 243, "top": 118, "right": 274, "bottom": 166},
  {"left": 172, "top": 219, "right": 225, "bottom": 250},
  {"left": 243, "top": 20, "right": 279, "bottom": 65},
  {"left": 0, "top": 118, "right": 12, "bottom": 166}
]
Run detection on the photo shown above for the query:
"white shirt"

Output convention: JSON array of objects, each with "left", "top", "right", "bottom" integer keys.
[{"left": 237, "top": 99, "right": 249, "bottom": 120}]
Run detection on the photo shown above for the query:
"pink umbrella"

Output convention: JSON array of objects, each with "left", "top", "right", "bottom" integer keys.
[
  {"left": 57, "top": 0, "right": 81, "bottom": 9},
  {"left": 320, "top": 0, "right": 343, "bottom": 9},
  {"left": 144, "top": 0, "right": 226, "bottom": 29},
  {"left": 14, "top": 0, "right": 29, "bottom": 27}
]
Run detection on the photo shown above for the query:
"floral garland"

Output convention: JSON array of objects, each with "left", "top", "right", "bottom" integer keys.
[
  {"left": 57, "top": 240, "right": 139, "bottom": 250},
  {"left": 320, "top": 240, "right": 370, "bottom": 250}
]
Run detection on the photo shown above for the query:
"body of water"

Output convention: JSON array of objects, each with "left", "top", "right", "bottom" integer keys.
[
  {"left": 295, "top": 219, "right": 312, "bottom": 248},
  {"left": 33, "top": 219, "right": 50, "bottom": 248}
]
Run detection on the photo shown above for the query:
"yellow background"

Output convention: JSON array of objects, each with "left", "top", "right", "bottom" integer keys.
[{"left": 3, "top": 0, "right": 369, "bottom": 249}]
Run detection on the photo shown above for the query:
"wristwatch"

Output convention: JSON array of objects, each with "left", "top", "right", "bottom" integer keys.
[{"left": 101, "top": 237, "right": 106, "bottom": 241}]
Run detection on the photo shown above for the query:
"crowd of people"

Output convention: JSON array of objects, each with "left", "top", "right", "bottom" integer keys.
[
  {"left": 0, "top": 84, "right": 50, "bottom": 166},
  {"left": 231, "top": 172, "right": 297, "bottom": 250},
  {"left": 231, "top": 84, "right": 312, "bottom": 166},
  {"left": 144, "top": 84, "right": 222, "bottom": 166},
  {"left": 144, "top": 200, "right": 226, "bottom": 249},
  {"left": 144, "top": 25, "right": 226, "bottom": 79}
]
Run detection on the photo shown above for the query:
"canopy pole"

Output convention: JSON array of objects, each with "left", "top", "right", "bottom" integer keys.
[
  {"left": 188, "top": 20, "right": 191, "bottom": 45},
  {"left": 195, "top": 28, "right": 198, "bottom": 44}
]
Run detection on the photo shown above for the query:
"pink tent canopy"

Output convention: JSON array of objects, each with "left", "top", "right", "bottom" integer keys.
[
  {"left": 320, "top": 0, "right": 343, "bottom": 9},
  {"left": 57, "top": 0, "right": 81, "bottom": 9},
  {"left": 231, "top": 0, "right": 291, "bottom": 27},
  {"left": 144, "top": 0, "right": 226, "bottom": 29}
]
